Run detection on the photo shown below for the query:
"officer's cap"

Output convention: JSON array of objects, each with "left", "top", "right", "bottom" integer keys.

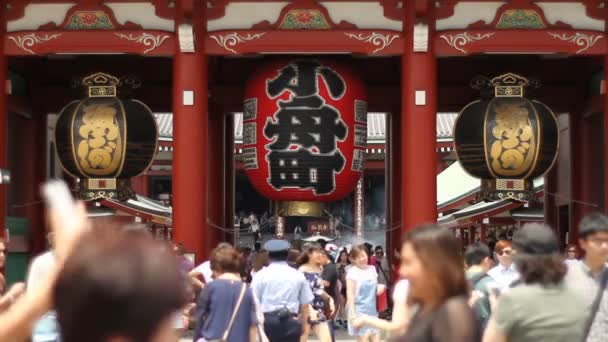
[{"left": 264, "top": 239, "right": 290, "bottom": 253}]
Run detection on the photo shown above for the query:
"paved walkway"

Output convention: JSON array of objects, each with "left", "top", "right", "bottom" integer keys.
[{"left": 181, "top": 329, "right": 384, "bottom": 341}]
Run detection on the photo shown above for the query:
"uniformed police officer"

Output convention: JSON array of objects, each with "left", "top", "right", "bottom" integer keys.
[{"left": 251, "top": 239, "right": 314, "bottom": 342}]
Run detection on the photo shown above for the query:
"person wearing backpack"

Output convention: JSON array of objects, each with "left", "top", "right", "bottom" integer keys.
[{"left": 465, "top": 242, "right": 495, "bottom": 330}]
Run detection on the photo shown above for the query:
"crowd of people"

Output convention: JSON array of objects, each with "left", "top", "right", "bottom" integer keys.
[{"left": 0, "top": 193, "right": 607, "bottom": 342}]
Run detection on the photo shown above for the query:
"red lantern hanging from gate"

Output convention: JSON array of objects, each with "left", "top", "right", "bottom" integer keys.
[
  {"left": 454, "top": 73, "right": 559, "bottom": 201},
  {"left": 243, "top": 60, "right": 367, "bottom": 206}
]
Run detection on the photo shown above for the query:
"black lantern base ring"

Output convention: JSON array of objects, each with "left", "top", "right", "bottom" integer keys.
[
  {"left": 76, "top": 178, "right": 134, "bottom": 201},
  {"left": 479, "top": 179, "right": 535, "bottom": 202}
]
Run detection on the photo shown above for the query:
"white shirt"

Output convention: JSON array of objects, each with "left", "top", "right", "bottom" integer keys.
[
  {"left": 192, "top": 260, "right": 214, "bottom": 284},
  {"left": 487, "top": 263, "right": 519, "bottom": 289},
  {"left": 392, "top": 279, "right": 410, "bottom": 303}
]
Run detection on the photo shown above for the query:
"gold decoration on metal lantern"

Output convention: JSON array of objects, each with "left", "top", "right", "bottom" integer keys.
[
  {"left": 454, "top": 73, "right": 559, "bottom": 202},
  {"left": 55, "top": 72, "right": 158, "bottom": 200}
]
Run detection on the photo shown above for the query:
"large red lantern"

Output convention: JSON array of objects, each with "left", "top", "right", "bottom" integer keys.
[{"left": 243, "top": 60, "right": 367, "bottom": 202}]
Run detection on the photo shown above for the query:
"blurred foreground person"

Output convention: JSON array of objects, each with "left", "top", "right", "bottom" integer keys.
[
  {"left": 54, "top": 226, "right": 189, "bottom": 342},
  {"left": 27, "top": 233, "right": 60, "bottom": 342},
  {"left": 395, "top": 224, "right": 480, "bottom": 342},
  {"left": 0, "top": 238, "right": 5, "bottom": 293},
  {"left": 0, "top": 238, "right": 26, "bottom": 313},
  {"left": 465, "top": 242, "right": 494, "bottom": 329},
  {"left": 564, "top": 213, "right": 608, "bottom": 310},
  {"left": 0, "top": 200, "right": 88, "bottom": 341},
  {"left": 251, "top": 239, "right": 314, "bottom": 342},
  {"left": 194, "top": 246, "right": 259, "bottom": 342},
  {"left": 584, "top": 270, "right": 608, "bottom": 342},
  {"left": 483, "top": 224, "right": 587, "bottom": 342}
]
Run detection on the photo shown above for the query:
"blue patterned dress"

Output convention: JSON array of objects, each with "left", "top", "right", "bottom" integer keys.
[{"left": 303, "top": 271, "right": 328, "bottom": 324}]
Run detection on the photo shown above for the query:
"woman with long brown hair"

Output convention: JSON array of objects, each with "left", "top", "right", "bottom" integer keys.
[{"left": 396, "top": 224, "right": 480, "bottom": 342}]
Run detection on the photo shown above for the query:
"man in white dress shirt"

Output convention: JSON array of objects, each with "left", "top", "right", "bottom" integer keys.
[{"left": 487, "top": 239, "right": 520, "bottom": 290}]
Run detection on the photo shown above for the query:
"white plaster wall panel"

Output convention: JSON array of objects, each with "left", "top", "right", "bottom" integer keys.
[
  {"left": 321, "top": 2, "right": 401, "bottom": 31},
  {"left": 106, "top": 3, "right": 174, "bottom": 31},
  {"left": 207, "top": 2, "right": 289, "bottom": 32},
  {"left": 536, "top": 2, "right": 604, "bottom": 31},
  {"left": 8, "top": 4, "right": 74, "bottom": 32},
  {"left": 436, "top": 2, "right": 505, "bottom": 31}
]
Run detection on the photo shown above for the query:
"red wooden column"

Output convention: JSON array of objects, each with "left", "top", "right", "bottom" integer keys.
[
  {"left": 604, "top": 56, "right": 608, "bottom": 214},
  {"left": 12, "top": 114, "right": 46, "bottom": 255},
  {"left": 207, "top": 107, "right": 225, "bottom": 251},
  {"left": 480, "top": 223, "right": 487, "bottom": 242},
  {"left": 401, "top": 2, "right": 437, "bottom": 232},
  {"left": 0, "top": 7, "right": 6, "bottom": 239},
  {"left": 172, "top": 0, "right": 208, "bottom": 263}
]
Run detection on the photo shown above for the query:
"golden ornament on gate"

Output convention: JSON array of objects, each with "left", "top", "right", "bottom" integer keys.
[
  {"left": 454, "top": 73, "right": 559, "bottom": 202},
  {"left": 280, "top": 201, "right": 325, "bottom": 217}
]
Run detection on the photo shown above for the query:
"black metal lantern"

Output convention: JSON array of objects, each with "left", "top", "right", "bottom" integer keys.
[
  {"left": 55, "top": 72, "right": 158, "bottom": 200},
  {"left": 454, "top": 73, "right": 559, "bottom": 201}
]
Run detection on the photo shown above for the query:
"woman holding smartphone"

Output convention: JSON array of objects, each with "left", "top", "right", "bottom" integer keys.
[{"left": 346, "top": 245, "right": 384, "bottom": 342}]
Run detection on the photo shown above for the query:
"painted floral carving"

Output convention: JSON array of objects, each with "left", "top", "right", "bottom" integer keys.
[
  {"left": 114, "top": 33, "right": 171, "bottom": 54},
  {"left": 344, "top": 32, "right": 399, "bottom": 53},
  {"left": 279, "top": 10, "right": 330, "bottom": 29},
  {"left": 210, "top": 32, "right": 266, "bottom": 54},
  {"left": 66, "top": 11, "right": 113, "bottom": 30},
  {"left": 439, "top": 32, "right": 495, "bottom": 54},
  {"left": 8, "top": 33, "right": 62, "bottom": 54},
  {"left": 496, "top": 10, "right": 546, "bottom": 29},
  {"left": 547, "top": 32, "right": 603, "bottom": 54}
]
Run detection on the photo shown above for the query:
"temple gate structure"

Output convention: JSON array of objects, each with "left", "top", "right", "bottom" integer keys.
[{"left": 0, "top": 1, "right": 607, "bottom": 277}]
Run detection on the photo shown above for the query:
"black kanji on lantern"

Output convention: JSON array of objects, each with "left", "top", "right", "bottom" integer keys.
[{"left": 264, "top": 61, "right": 348, "bottom": 195}]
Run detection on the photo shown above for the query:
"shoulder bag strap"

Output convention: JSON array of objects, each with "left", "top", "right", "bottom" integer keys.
[
  {"left": 376, "top": 262, "right": 389, "bottom": 282},
  {"left": 221, "top": 283, "right": 247, "bottom": 341}
]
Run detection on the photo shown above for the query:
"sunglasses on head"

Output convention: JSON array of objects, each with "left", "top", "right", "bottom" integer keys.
[{"left": 497, "top": 249, "right": 512, "bottom": 256}]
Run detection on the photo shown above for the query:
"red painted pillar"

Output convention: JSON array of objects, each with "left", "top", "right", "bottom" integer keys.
[
  {"left": 0, "top": 7, "right": 6, "bottom": 239},
  {"left": 207, "top": 107, "right": 225, "bottom": 251},
  {"left": 172, "top": 1, "right": 208, "bottom": 263},
  {"left": 12, "top": 114, "right": 46, "bottom": 255},
  {"left": 480, "top": 223, "right": 487, "bottom": 242},
  {"left": 402, "top": 3, "right": 437, "bottom": 232},
  {"left": 604, "top": 57, "right": 608, "bottom": 214}
]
